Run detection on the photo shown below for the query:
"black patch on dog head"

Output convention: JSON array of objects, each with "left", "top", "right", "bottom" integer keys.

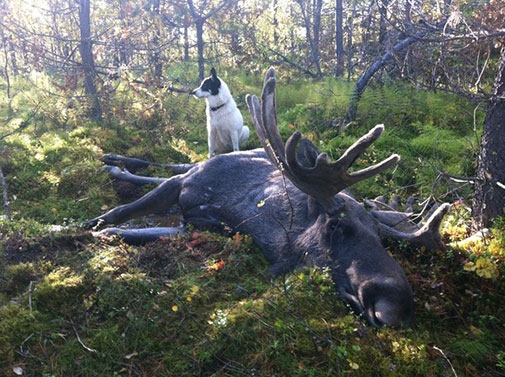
[{"left": 199, "top": 68, "right": 221, "bottom": 96}]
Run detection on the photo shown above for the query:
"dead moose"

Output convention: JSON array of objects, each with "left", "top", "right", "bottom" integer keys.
[{"left": 85, "top": 68, "right": 450, "bottom": 328}]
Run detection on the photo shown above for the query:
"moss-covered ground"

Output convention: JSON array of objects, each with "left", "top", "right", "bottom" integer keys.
[
  {"left": 1, "top": 69, "right": 504, "bottom": 376},
  {"left": 0, "top": 219, "right": 504, "bottom": 376}
]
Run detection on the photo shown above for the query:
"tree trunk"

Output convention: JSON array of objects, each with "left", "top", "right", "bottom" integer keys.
[
  {"left": 346, "top": 0, "right": 357, "bottom": 81},
  {"left": 273, "top": 0, "right": 279, "bottom": 44},
  {"left": 378, "top": 0, "right": 389, "bottom": 45},
  {"left": 0, "top": 162, "right": 10, "bottom": 221},
  {"left": 78, "top": 0, "right": 102, "bottom": 121},
  {"left": 1, "top": 31, "right": 12, "bottom": 104},
  {"left": 195, "top": 19, "right": 205, "bottom": 81},
  {"left": 296, "top": 0, "right": 323, "bottom": 77},
  {"left": 116, "top": 1, "right": 130, "bottom": 67},
  {"left": 311, "top": 0, "right": 323, "bottom": 77},
  {"left": 149, "top": 0, "right": 163, "bottom": 80},
  {"left": 404, "top": 0, "right": 411, "bottom": 24},
  {"left": 471, "top": 46, "right": 505, "bottom": 231},
  {"left": 183, "top": 25, "right": 190, "bottom": 62},
  {"left": 187, "top": 0, "right": 205, "bottom": 80},
  {"left": 341, "top": 28, "right": 426, "bottom": 129},
  {"left": 334, "top": 0, "right": 344, "bottom": 77}
]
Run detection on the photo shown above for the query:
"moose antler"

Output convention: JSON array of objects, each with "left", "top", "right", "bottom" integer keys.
[
  {"left": 246, "top": 68, "right": 400, "bottom": 207},
  {"left": 373, "top": 203, "right": 451, "bottom": 250}
]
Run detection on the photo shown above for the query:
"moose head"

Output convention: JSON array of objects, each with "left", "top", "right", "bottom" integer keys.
[
  {"left": 86, "top": 68, "right": 450, "bottom": 328},
  {"left": 247, "top": 68, "right": 416, "bottom": 327}
]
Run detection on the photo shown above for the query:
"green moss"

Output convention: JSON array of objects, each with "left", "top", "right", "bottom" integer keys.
[
  {"left": 0, "top": 226, "right": 503, "bottom": 376},
  {"left": 0, "top": 68, "right": 503, "bottom": 376}
]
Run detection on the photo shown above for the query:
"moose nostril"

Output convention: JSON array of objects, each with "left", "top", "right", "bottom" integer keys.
[
  {"left": 373, "top": 300, "right": 395, "bottom": 327},
  {"left": 372, "top": 297, "right": 414, "bottom": 328},
  {"left": 339, "top": 285, "right": 413, "bottom": 328},
  {"left": 376, "top": 299, "right": 392, "bottom": 318}
]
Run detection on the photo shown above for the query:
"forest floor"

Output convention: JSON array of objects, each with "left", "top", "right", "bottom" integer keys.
[
  {"left": 0, "top": 216, "right": 504, "bottom": 376},
  {"left": 1, "top": 71, "right": 504, "bottom": 376}
]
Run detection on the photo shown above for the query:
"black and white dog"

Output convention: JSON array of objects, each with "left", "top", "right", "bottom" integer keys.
[{"left": 192, "top": 68, "right": 250, "bottom": 157}]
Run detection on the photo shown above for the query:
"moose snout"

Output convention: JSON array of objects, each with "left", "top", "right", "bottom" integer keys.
[
  {"left": 339, "top": 279, "right": 414, "bottom": 328},
  {"left": 359, "top": 280, "right": 414, "bottom": 328}
]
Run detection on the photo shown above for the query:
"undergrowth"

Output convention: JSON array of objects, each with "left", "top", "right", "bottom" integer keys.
[
  {"left": 0, "top": 221, "right": 504, "bottom": 376},
  {"left": 1, "top": 68, "right": 482, "bottom": 222},
  {"left": 1, "top": 67, "right": 503, "bottom": 376}
]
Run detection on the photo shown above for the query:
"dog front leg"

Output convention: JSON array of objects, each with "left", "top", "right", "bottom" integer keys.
[
  {"left": 230, "top": 131, "right": 240, "bottom": 152},
  {"left": 208, "top": 127, "right": 217, "bottom": 157}
]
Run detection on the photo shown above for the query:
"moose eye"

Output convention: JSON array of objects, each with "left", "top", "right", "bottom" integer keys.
[
  {"left": 329, "top": 216, "right": 355, "bottom": 238},
  {"left": 328, "top": 218, "right": 344, "bottom": 233},
  {"left": 328, "top": 212, "right": 347, "bottom": 232}
]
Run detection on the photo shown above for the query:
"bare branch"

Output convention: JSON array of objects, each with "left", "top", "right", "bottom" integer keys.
[{"left": 0, "top": 162, "right": 10, "bottom": 221}]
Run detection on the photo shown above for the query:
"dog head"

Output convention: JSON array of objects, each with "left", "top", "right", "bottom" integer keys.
[{"left": 192, "top": 68, "right": 221, "bottom": 98}]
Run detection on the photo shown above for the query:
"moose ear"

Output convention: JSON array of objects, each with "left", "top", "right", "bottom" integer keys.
[{"left": 210, "top": 67, "right": 217, "bottom": 79}]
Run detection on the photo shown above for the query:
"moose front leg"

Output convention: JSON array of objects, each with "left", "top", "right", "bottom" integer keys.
[
  {"left": 102, "top": 154, "right": 195, "bottom": 175},
  {"left": 84, "top": 175, "right": 184, "bottom": 229},
  {"left": 93, "top": 226, "right": 184, "bottom": 245}
]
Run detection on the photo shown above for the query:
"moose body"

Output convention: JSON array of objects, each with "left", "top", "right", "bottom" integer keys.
[{"left": 86, "top": 69, "right": 449, "bottom": 328}]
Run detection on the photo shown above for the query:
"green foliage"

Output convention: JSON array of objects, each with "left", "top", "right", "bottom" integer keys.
[
  {"left": 357, "top": 80, "right": 481, "bottom": 130},
  {"left": 0, "top": 66, "right": 503, "bottom": 376},
  {"left": 488, "top": 216, "right": 505, "bottom": 256},
  {"left": 2, "top": 127, "right": 116, "bottom": 223},
  {"left": 275, "top": 78, "right": 350, "bottom": 136},
  {"left": 0, "top": 227, "right": 503, "bottom": 376},
  {"left": 1, "top": 68, "right": 483, "bottom": 222}
]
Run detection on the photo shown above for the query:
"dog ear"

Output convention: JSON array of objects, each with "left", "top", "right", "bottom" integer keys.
[{"left": 210, "top": 67, "right": 217, "bottom": 80}]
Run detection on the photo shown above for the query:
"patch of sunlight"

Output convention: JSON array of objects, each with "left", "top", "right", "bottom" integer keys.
[
  {"left": 29, "top": 70, "right": 52, "bottom": 88},
  {"left": 42, "top": 170, "right": 60, "bottom": 185},
  {"left": 208, "top": 309, "right": 229, "bottom": 329},
  {"left": 39, "top": 133, "right": 67, "bottom": 149},
  {"left": 170, "top": 138, "right": 206, "bottom": 163},
  {"left": 10, "top": 133, "right": 32, "bottom": 148},
  {"left": 116, "top": 272, "right": 148, "bottom": 282},
  {"left": 464, "top": 258, "right": 500, "bottom": 279},
  {"left": 88, "top": 247, "right": 124, "bottom": 274},
  {"left": 44, "top": 267, "right": 84, "bottom": 288},
  {"left": 377, "top": 331, "right": 428, "bottom": 364},
  {"left": 4, "top": 117, "right": 25, "bottom": 130}
]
